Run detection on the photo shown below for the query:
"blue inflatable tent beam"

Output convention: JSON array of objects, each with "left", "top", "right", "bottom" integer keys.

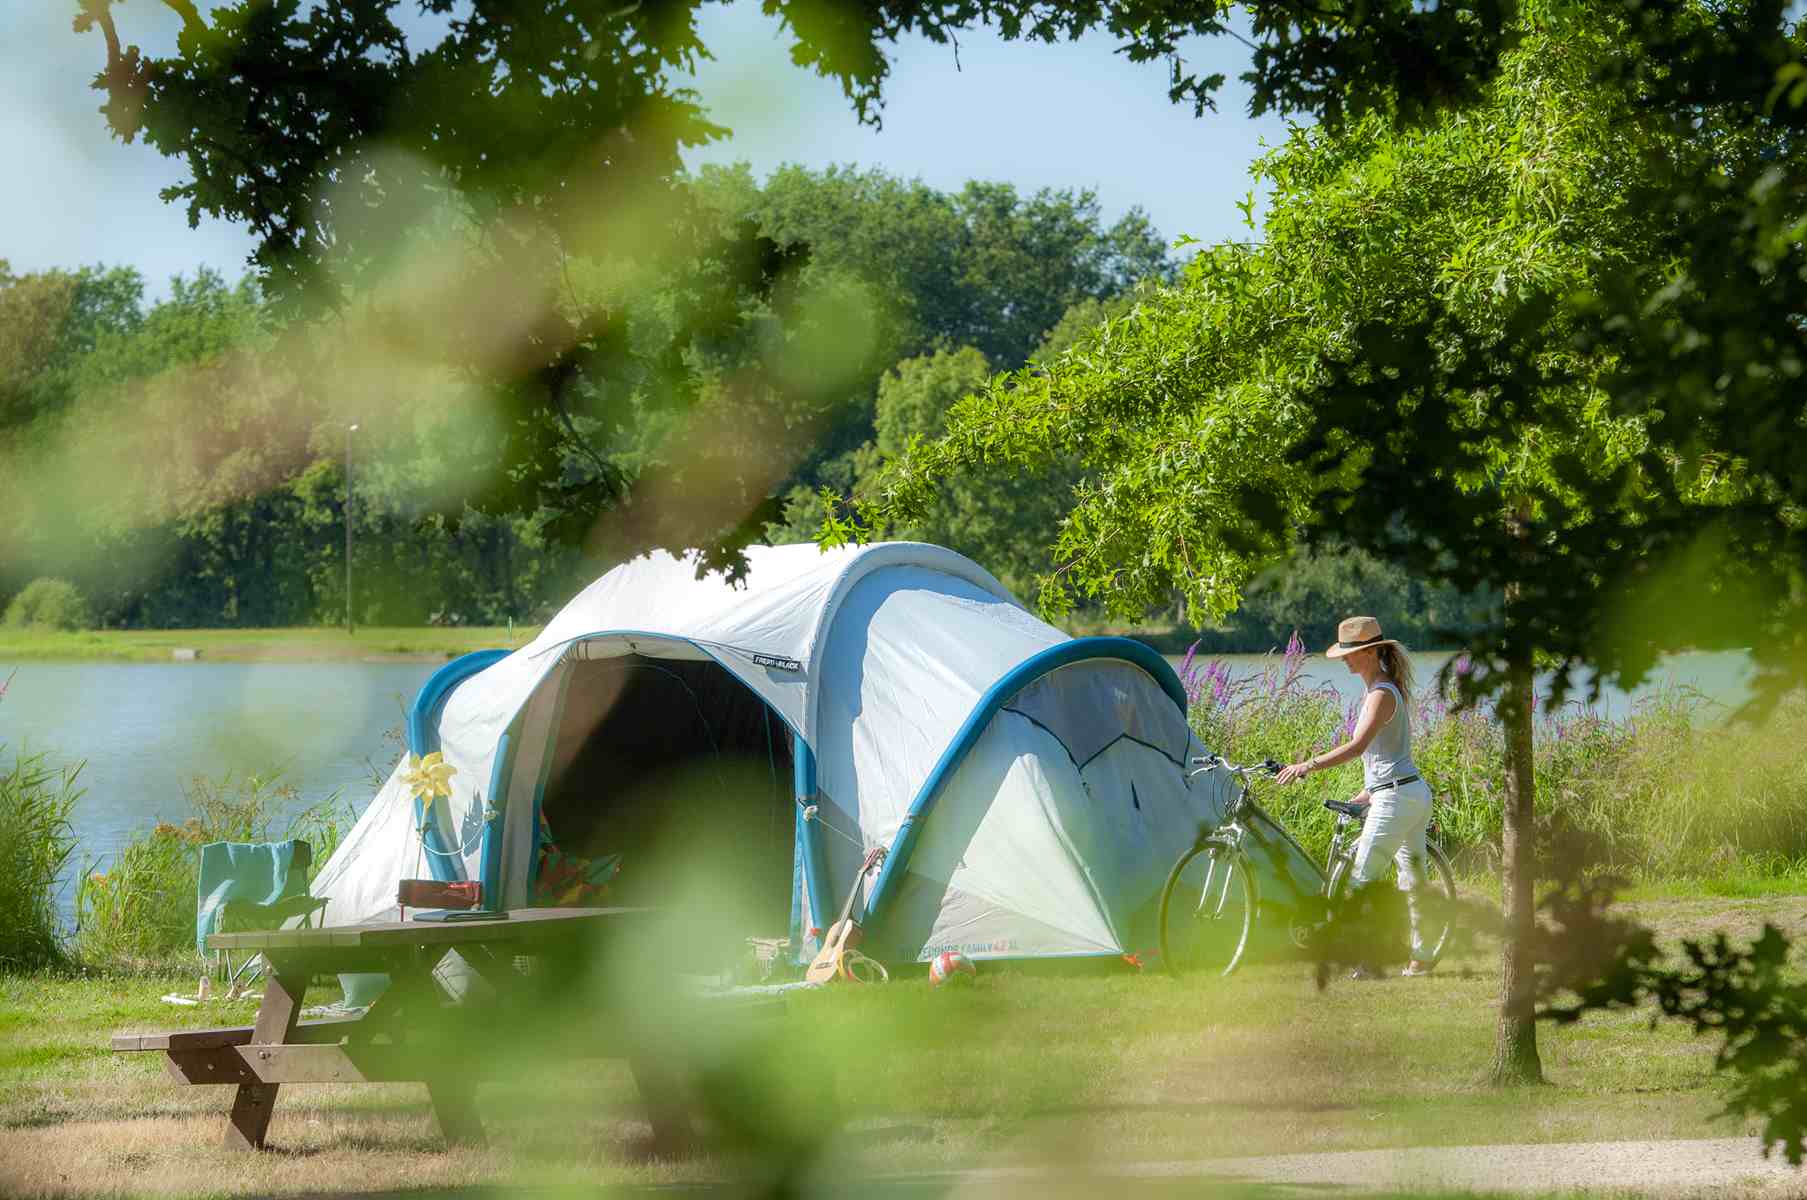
[
  {"left": 405, "top": 649, "right": 511, "bottom": 885},
  {"left": 794, "top": 743, "right": 832, "bottom": 938},
  {"left": 862, "top": 637, "right": 1186, "bottom": 924}
]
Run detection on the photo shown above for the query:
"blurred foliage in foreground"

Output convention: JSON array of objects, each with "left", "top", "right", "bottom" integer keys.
[
  {"left": 63, "top": 0, "right": 1515, "bottom": 588},
  {"left": 0, "top": 167, "right": 1169, "bottom": 629},
  {"left": 1540, "top": 871, "right": 1807, "bottom": 1167}
]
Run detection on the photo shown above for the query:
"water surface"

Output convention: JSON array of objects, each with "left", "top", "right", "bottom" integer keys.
[{"left": 2, "top": 661, "right": 436, "bottom": 924}]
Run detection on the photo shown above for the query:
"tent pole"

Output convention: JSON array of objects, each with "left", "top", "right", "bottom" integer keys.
[{"left": 794, "top": 742, "right": 831, "bottom": 941}]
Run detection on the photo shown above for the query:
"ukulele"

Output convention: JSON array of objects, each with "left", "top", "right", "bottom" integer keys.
[{"left": 805, "top": 846, "right": 887, "bottom": 985}]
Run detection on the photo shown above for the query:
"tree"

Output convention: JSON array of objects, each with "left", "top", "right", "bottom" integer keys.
[
  {"left": 679, "top": 165, "right": 1172, "bottom": 548},
  {"left": 72, "top": 0, "right": 1516, "bottom": 571},
  {"left": 857, "top": 0, "right": 1803, "bottom": 1084},
  {"left": 715, "top": 165, "right": 1171, "bottom": 370},
  {"left": 0, "top": 262, "right": 143, "bottom": 434},
  {"left": 0, "top": 265, "right": 79, "bottom": 433},
  {"left": 863, "top": 346, "right": 1081, "bottom": 595}
]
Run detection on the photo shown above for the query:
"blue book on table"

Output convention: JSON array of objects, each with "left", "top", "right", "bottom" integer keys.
[{"left": 411, "top": 908, "right": 508, "bottom": 923}]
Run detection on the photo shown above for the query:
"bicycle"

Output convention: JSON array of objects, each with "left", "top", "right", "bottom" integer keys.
[{"left": 1157, "top": 753, "right": 1458, "bottom": 977}]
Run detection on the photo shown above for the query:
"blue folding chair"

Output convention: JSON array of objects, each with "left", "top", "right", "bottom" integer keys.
[{"left": 197, "top": 840, "right": 328, "bottom": 985}]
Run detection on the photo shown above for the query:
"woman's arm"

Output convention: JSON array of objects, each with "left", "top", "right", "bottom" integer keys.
[{"left": 1275, "top": 687, "right": 1395, "bottom": 786}]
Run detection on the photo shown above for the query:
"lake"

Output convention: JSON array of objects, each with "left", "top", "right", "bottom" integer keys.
[
  {"left": 2, "top": 661, "right": 438, "bottom": 927},
  {"left": 0, "top": 649, "right": 1754, "bottom": 928}
]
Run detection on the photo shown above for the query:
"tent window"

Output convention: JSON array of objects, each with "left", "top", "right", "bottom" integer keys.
[
  {"left": 538, "top": 655, "right": 795, "bottom": 929},
  {"left": 1006, "top": 662, "right": 1191, "bottom": 769}
]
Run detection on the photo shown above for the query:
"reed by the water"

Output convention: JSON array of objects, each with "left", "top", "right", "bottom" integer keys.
[
  {"left": 0, "top": 747, "right": 81, "bottom": 971},
  {"left": 70, "top": 771, "right": 353, "bottom": 970}
]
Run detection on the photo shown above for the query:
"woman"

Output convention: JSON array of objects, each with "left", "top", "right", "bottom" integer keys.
[{"left": 1274, "top": 616, "right": 1434, "bottom": 978}]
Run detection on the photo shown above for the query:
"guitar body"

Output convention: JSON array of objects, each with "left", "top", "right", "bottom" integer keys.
[
  {"left": 804, "top": 920, "right": 861, "bottom": 984},
  {"left": 805, "top": 847, "right": 885, "bottom": 985}
]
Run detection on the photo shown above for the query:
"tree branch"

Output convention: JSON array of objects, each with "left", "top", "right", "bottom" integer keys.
[{"left": 159, "top": 0, "right": 207, "bottom": 43}]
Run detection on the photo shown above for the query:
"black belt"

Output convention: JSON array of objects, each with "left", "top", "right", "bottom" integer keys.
[{"left": 1370, "top": 774, "right": 1421, "bottom": 792}]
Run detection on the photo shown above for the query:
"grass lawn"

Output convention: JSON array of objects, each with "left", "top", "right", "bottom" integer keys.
[
  {"left": 3, "top": 895, "right": 1804, "bottom": 1198},
  {"left": 0, "top": 626, "right": 541, "bottom": 664}
]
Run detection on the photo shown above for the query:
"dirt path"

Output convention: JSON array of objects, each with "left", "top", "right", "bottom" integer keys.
[
  {"left": 1188, "top": 1136, "right": 1802, "bottom": 1194},
  {"left": 920, "top": 1138, "right": 1806, "bottom": 1196}
]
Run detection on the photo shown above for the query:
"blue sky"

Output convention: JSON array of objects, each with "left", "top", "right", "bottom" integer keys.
[{"left": 4, "top": 3, "right": 1293, "bottom": 296}]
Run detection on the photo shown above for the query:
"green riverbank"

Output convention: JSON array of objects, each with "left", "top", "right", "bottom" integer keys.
[{"left": 0, "top": 626, "right": 540, "bottom": 664}]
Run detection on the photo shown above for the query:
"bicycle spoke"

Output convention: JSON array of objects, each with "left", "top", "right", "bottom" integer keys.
[{"left": 1161, "top": 844, "right": 1255, "bottom": 978}]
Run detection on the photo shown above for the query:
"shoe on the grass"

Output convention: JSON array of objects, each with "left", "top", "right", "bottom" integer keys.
[
  {"left": 1401, "top": 960, "right": 1434, "bottom": 977},
  {"left": 1349, "top": 965, "right": 1384, "bottom": 981}
]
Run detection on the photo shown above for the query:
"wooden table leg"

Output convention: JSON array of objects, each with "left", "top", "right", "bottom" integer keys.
[
  {"left": 352, "top": 951, "right": 488, "bottom": 1149},
  {"left": 425, "top": 1078, "right": 486, "bottom": 1147},
  {"left": 628, "top": 1053, "right": 694, "bottom": 1157},
  {"left": 225, "top": 964, "right": 307, "bottom": 1151}
]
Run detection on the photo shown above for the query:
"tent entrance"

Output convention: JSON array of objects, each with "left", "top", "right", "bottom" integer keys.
[{"left": 537, "top": 653, "right": 796, "bottom": 931}]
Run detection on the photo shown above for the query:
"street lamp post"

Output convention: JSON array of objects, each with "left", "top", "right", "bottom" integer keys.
[{"left": 345, "top": 423, "right": 359, "bottom": 636}]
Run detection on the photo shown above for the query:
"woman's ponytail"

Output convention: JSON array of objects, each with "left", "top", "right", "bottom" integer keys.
[{"left": 1377, "top": 643, "right": 1415, "bottom": 704}]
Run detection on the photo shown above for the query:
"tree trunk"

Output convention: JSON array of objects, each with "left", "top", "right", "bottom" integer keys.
[{"left": 1490, "top": 581, "right": 1544, "bottom": 1086}]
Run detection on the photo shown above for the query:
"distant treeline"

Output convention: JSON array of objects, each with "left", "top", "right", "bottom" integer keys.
[{"left": 0, "top": 163, "right": 1487, "bottom": 645}]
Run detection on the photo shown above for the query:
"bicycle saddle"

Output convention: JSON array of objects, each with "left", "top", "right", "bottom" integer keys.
[{"left": 1323, "top": 798, "right": 1370, "bottom": 820}]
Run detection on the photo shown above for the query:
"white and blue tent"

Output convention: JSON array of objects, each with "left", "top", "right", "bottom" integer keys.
[{"left": 312, "top": 542, "right": 1308, "bottom": 964}]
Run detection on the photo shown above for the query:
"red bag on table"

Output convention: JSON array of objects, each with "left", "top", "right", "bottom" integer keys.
[{"left": 397, "top": 879, "right": 482, "bottom": 910}]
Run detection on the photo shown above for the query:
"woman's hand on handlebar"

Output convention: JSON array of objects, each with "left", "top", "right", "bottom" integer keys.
[{"left": 1275, "top": 759, "right": 1314, "bottom": 786}]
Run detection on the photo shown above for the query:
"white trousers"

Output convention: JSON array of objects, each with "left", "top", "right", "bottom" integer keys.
[{"left": 1351, "top": 777, "right": 1434, "bottom": 960}]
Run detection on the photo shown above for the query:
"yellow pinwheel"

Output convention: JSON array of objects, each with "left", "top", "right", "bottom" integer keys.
[{"left": 400, "top": 751, "right": 457, "bottom": 815}]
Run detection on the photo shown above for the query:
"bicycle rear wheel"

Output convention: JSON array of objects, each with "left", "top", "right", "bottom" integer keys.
[
  {"left": 1419, "top": 845, "right": 1458, "bottom": 965},
  {"left": 1325, "top": 844, "right": 1458, "bottom": 967},
  {"left": 1159, "top": 842, "right": 1256, "bottom": 977}
]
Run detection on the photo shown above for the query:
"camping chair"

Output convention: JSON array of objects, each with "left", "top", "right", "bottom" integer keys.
[{"left": 197, "top": 840, "right": 328, "bottom": 987}]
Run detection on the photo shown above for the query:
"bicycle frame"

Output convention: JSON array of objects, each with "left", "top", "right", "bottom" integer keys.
[
  {"left": 1186, "top": 756, "right": 1320, "bottom": 917},
  {"left": 1188, "top": 755, "right": 1402, "bottom": 912},
  {"left": 1322, "top": 806, "right": 1445, "bottom": 881}
]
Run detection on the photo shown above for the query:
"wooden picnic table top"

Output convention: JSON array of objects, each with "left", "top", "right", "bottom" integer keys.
[{"left": 205, "top": 906, "right": 652, "bottom": 952}]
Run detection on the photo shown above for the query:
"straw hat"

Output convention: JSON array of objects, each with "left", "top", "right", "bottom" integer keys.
[{"left": 1324, "top": 616, "right": 1403, "bottom": 659}]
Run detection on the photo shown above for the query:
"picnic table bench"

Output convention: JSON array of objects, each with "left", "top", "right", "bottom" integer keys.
[{"left": 112, "top": 907, "right": 779, "bottom": 1153}]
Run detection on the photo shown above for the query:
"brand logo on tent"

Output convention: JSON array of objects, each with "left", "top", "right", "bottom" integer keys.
[{"left": 750, "top": 652, "right": 803, "bottom": 672}]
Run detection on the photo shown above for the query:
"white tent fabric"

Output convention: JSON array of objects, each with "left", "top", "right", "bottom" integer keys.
[{"left": 309, "top": 541, "right": 1314, "bottom": 963}]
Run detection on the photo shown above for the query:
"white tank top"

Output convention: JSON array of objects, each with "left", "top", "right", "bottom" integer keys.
[{"left": 1362, "top": 681, "right": 1416, "bottom": 789}]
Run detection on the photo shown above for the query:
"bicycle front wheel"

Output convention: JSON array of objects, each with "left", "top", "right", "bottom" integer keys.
[{"left": 1159, "top": 842, "right": 1256, "bottom": 978}]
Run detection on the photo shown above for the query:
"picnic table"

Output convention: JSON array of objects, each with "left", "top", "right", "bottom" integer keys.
[{"left": 112, "top": 907, "right": 743, "bottom": 1153}]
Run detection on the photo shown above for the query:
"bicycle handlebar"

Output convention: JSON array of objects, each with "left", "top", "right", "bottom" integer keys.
[{"left": 1188, "top": 753, "right": 1281, "bottom": 778}]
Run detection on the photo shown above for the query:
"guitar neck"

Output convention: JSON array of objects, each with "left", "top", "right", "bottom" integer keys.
[{"left": 830, "top": 849, "right": 884, "bottom": 930}]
